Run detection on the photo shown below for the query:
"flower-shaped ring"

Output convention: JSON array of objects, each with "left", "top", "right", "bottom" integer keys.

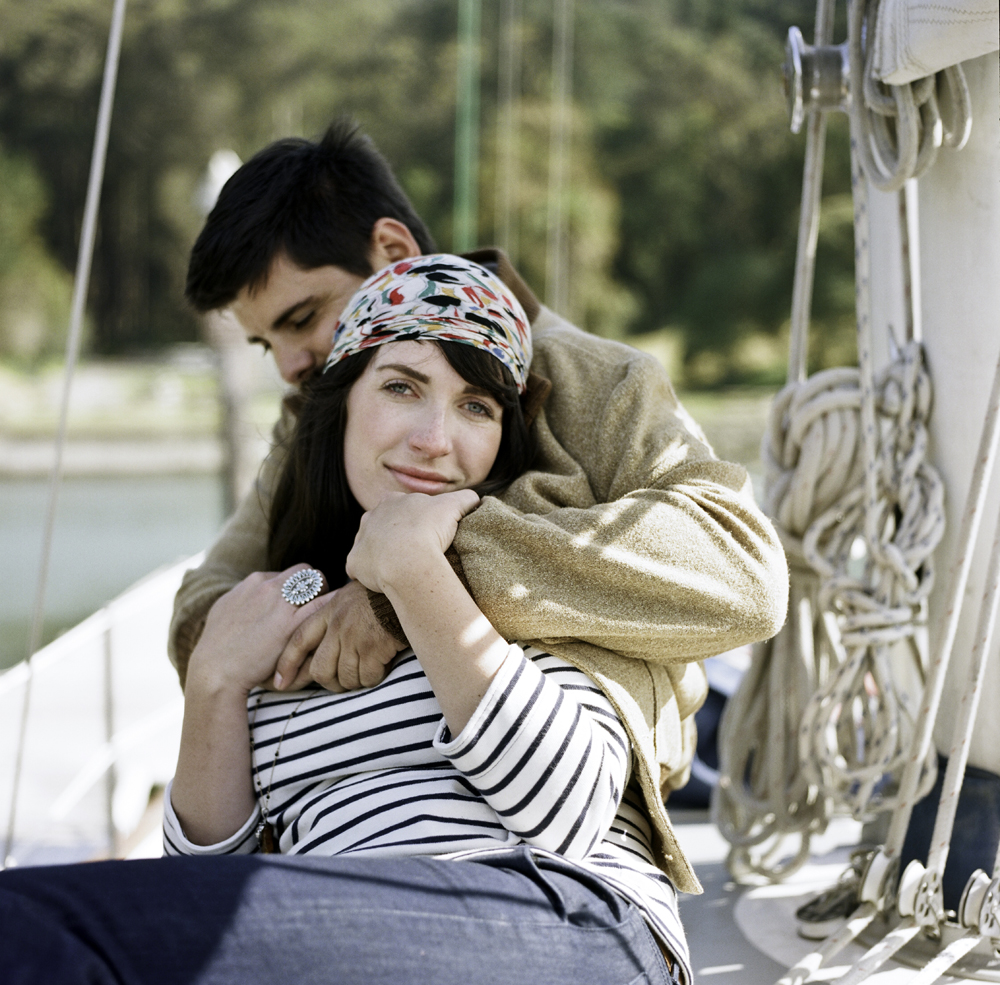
[{"left": 281, "top": 568, "right": 325, "bottom": 606}]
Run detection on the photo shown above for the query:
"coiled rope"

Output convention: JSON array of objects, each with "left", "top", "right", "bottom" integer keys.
[
  {"left": 713, "top": 0, "right": 951, "bottom": 880},
  {"left": 796, "top": 340, "right": 943, "bottom": 818},
  {"left": 851, "top": 0, "right": 971, "bottom": 192}
]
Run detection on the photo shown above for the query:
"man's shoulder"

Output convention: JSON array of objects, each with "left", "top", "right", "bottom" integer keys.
[{"left": 530, "top": 306, "right": 677, "bottom": 398}]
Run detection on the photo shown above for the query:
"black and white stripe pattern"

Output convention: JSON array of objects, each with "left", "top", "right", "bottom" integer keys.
[{"left": 163, "top": 645, "right": 690, "bottom": 979}]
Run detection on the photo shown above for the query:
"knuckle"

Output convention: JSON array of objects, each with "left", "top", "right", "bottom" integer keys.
[
  {"left": 358, "top": 660, "right": 385, "bottom": 689},
  {"left": 339, "top": 660, "right": 361, "bottom": 690}
]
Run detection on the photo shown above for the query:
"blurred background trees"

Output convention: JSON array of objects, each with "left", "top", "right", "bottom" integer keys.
[{"left": 0, "top": 0, "right": 857, "bottom": 385}]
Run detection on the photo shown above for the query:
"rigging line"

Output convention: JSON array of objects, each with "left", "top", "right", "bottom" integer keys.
[
  {"left": 494, "top": 0, "right": 522, "bottom": 266},
  {"left": 787, "top": 0, "right": 837, "bottom": 383},
  {"left": 545, "top": 0, "right": 574, "bottom": 316},
  {"left": 2, "top": 0, "right": 129, "bottom": 871},
  {"left": 454, "top": 0, "right": 482, "bottom": 254},
  {"left": 879, "top": 172, "right": 1000, "bottom": 867},
  {"left": 899, "top": 180, "right": 922, "bottom": 343},
  {"left": 926, "top": 501, "right": 1000, "bottom": 881}
]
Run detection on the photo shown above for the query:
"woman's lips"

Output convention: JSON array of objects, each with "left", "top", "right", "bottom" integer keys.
[{"left": 386, "top": 465, "right": 455, "bottom": 494}]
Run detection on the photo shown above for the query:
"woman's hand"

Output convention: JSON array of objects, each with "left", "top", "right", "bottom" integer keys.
[
  {"left": 346, "top": 489, "right": 481, "bottom": 595},
  {"left": 187, "top": 564, "right": 330, "bottom": 696}
]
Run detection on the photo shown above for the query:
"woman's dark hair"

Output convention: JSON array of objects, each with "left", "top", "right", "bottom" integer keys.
[{"left": 268, "top": 341, "right": 535, "bottom": 586}]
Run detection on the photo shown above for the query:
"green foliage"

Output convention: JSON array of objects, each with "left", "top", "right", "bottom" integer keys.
[
  {"left": 0, "top": 144, "right": 73, "bottom": 363},
  {"left": 0, "top": 0, "right": 859, "bottom": 383}
]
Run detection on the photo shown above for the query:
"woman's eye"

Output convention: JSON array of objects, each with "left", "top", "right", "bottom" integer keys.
[
  {"left": 464, "top": 400, "right": 496, "bottom": 419},
  {"left": 384, "top": 380, "right": 414, "bottom": 396}
]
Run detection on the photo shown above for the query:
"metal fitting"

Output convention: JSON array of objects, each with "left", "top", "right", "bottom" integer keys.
[
  {"left": 783, "top": 26, "right": 851, "bottom": 133},
  {"left": 959, "top": 870, "right": 1000, "bottom": 939}
]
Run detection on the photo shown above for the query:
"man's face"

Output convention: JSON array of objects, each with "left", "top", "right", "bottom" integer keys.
[{"left": 230, "top": 254, "right": 366, "bottom": 385}]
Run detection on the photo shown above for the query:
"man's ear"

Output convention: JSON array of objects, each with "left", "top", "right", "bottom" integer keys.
[{"left": 368, "top": 218, "right": 422, "bottom": 270}]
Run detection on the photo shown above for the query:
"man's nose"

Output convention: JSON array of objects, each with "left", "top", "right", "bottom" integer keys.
[{"left": 275, "top": 346, "right": 317, "bottom": 385}]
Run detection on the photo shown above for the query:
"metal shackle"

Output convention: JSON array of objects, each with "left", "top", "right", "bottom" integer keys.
[{"left": 783, "top": 25, "right": 851, "bottom": 133}]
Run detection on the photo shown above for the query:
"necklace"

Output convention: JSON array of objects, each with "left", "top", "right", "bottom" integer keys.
[{"left": 248, "top": 690, "right": 311, "bottom": 853}]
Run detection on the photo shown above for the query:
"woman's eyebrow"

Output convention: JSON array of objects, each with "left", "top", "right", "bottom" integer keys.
[
  {"left": 376, "top": 362, "right": 496, "bottom": 401},
  {"left": 376, "top": 363, "right": 431, "bottom": 384}
]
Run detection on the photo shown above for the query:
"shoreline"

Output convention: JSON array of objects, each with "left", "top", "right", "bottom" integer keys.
[{"left": 0, "top": 437, "right": 270, "bottom": 477}]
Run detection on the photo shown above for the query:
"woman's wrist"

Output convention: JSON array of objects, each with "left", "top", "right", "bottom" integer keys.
[
  {"left": 185, "top": 643, "right": 254, "bottom": 700},
  {"left": 377, "top": 547, "right": 453, "bottom": 600}
]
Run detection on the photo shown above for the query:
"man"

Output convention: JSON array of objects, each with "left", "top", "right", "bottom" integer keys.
[{"left": 171, "top": 122, "right": 787, "bottom": 884}]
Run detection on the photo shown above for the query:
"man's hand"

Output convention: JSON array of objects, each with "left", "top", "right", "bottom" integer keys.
[{"left": 273, "top": 579, "right": 405, "bottom": 693}]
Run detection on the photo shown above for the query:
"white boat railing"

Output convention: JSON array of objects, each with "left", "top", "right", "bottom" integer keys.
[{"left": 0, "top": 553, "right": 201, "bottom": 866}]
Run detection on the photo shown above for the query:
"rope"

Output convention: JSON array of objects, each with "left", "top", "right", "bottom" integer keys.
[
  {"left": 453, "top": 0, "right": 481, "bottom": 253},
  {"left": 777, "top": 902, "right": 878, "bottom": 985},
  {"left": 881, "top": 340, "right": 1000, "bottom": 863},
  {"left": 713, "top": 0, "right": 953, "bottom": 880},
  {"left": 788, "top": 0, "right": 837, "bottom": 384},
  {"left": 494, "top": 0, "right": 522, "bottom": 266},
  {"left": 829, "top": 918, "right": 921, "bottom": 985},
  {"left": 850, "top": 0, "right": 972, "bottom": 192},
  {"left": 713, "top": 0, "right": 840, "bottom": 880},
  {"left": 796, "top": 341, "right": 943, "bottom": 818},
  {"left": 2, "top": 0, "right": 128, "bottom": 870},
  {"left": 715, "top": 344, "right": 944, "bottom": 876},
  {"left": 545, "top": 0, "right": 574, "bottom": 315},
  {"left": 925, "top": 492, "right": 1000, "bottom": 879}
]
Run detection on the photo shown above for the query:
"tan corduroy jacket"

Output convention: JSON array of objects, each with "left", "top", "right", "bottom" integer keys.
[{"left": 168, "top": 250, "right": 788, "bottom": 894}]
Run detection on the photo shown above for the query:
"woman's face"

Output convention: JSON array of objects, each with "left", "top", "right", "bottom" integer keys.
[{"left": 343, "top": 341, "right": 504, "bottom": 511}]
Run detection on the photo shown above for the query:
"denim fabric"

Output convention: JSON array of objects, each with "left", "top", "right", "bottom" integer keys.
[
  {"left": 900, "top": 754, "right": 1000, "bottom": 911},
  {"left": 0, "top": 847, "right": 679, "bottom": 985}
]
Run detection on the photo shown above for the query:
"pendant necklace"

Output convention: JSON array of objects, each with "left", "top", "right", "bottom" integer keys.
[{"left": 248, "top": 691, "right": 310, "bottom": 853}]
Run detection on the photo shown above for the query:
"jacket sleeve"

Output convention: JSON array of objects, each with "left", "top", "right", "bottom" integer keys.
[
  {"left": 451, "top": 312, "right": 788, "bottom": 665},
  {"left": 167, "top": 400, "right": 294, "bottom": 688}
]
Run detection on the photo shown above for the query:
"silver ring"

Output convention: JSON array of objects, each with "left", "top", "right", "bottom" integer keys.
[{"left": 281, "top": 568, "right": 324, "bottom": 606}]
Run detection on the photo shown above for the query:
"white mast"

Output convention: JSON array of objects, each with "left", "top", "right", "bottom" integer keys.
[{"left": 919, "top": 51, "right": 1000, "bottom": 775}]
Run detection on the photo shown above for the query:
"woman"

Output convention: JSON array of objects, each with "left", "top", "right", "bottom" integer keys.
[{"left": 0, "top": 256, "right": 688, "bottom": 985}]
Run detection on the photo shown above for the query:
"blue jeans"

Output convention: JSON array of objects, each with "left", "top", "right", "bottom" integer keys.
[{"left": 0, "top": 847, "right": 679, "bottom": 985}]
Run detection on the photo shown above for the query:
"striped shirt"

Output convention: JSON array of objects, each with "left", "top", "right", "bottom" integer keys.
[{"left": 163, "top": 645, "right": 690, "bottom": 979}]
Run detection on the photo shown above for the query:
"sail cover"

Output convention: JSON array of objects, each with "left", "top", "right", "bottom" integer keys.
[{"left": 873, "top": 0, "right": 999, "bottom": 85}]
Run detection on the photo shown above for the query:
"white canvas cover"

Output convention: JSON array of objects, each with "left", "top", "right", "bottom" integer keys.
[{"left": 873, "top": 0, "right": 999, "bottom": 85}]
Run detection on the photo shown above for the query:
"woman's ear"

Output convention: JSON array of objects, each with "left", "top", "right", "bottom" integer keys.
[{"left": 368, "top": 218, "right": 422, "bottom": 270}]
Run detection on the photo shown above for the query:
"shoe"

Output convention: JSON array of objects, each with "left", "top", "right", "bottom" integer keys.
[{"left": 795, "top": 848, "right": 876, "bottom": 940}]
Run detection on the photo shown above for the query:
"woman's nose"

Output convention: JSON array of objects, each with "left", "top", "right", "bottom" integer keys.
[{"left": 408, "top": 410, "right": 453, "bottom": 458}]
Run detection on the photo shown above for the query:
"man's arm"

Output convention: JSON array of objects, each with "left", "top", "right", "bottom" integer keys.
[
  {"left": 451, "top": 311, "right": 788, "bottom": 665},
  {"left": 173, "top": 265, "right": 786, "bottom": 685}
]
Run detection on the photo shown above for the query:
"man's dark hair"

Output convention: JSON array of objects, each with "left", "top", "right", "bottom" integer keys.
[{"left": 185, "top": 119, "right": 437, "bottom": 312}]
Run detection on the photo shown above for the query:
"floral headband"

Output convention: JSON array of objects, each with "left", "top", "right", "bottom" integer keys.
[{"left": 324, "top": 254, "right": 532, "bottom": 393}]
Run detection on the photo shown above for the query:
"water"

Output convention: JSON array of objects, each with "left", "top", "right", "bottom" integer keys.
[{"left": 0, "top": 475, "right": 224, "bottom": 669}]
